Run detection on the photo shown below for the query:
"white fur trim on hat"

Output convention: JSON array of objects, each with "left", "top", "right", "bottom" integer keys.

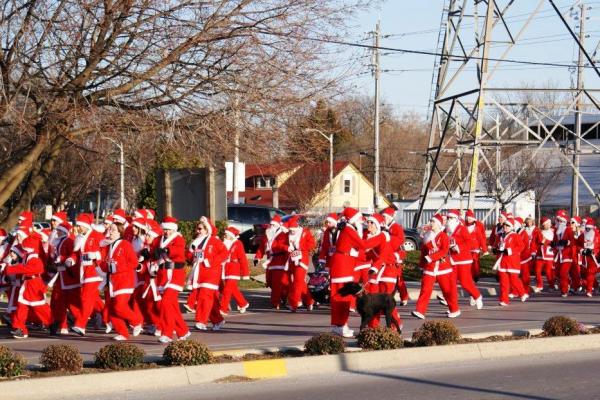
[
  {"left": 75, "top": 221, "right": 91, "bottom": 230},
  {"left": 161, "top": 222, "right": 178, "bottom": 231}
]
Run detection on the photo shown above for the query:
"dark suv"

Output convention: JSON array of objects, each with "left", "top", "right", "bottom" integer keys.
[{"left": 227, "top": 204, "right": 286, "bottom": 252}]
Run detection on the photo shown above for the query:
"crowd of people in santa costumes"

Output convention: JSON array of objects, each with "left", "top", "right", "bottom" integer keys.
[{"left": 0, "top": 209, "right": 252, "bottom": 342}]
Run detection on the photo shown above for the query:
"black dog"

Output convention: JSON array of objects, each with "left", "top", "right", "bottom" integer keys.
[{"left": 338, "top": 282, "right": 401, "bottom": 332}]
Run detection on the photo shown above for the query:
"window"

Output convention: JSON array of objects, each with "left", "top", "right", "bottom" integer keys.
[
  {"left": 256, "top": 176, "right": 275, "bottom": 189},
  {"left": 344, "top": 178, "right": 351, "bottom": 194},
  {"left": 237, "top": 207, "right": 270, "bottom": 224},
  {"left": 269, "top": 209, "right": 286, "bottom": 218}
]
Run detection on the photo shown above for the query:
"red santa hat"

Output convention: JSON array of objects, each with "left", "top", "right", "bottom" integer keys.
[
  {"left": 18, "top": 210, "right": 34, "bottom": 224},
  {"left": 270, "top": 214, "right": 282, "bottom": 227},
  {"left": 504, "top": 218, "right": 515, "bottom": 229},
  {"left": 430, "top": 214, "right": 444, "bottom": 229},
  {"left": 134, "top": 209, "right": 146, "bottom": 219},
  {"left": 571, "top": 216, "right": 582, "bottom": 226},
  {"left": 465, "top": 209, "right": 476, "bottom": 222},
  {"left": 75, "top": 213, "right": 93, "bottom": 230},
  {"left": 446, "top": 209, "right": 461, "bottom": 219},
  {"left": 147, "top": 220, "right": 163, "bottom": 238},
  {"left": 541, "top": 216, "right": 551, "bottom": 227},
  {"left": 584, "top": 217, "right": 596, "bottom": 228},
  {"left": 326, "top": 213, "right": 338, "bottom": 225},
  {"left": 51, "top": 211, "right": 68, "bottom": 224},
  {"left": 556, "top": 209, "right": 568, "bottom": 222},
  {"left": 342, "top": 207, "right": 362, "bottom": 225},
  {"left": 57, "top": 222, "right": 72, "bottom": 235},
  {"left": 112, "top": 208, "right": 128, "bottom": 224},
  {"left": 39, "top": 228, "right": 51, "bottom": 242},
  {"left": 498, "top": 212, "right": 508, "bottom": 221},
  {"left": 132, "top": 218, "right": 148, "bottom": 232},
  {"left": 514, "top": 217, "right": 524, "bottom": 228},
  {"left": 15, "top": 222, "right": 32, "bottom": 239},
  {"left": 21, "top": 237, "right": 37, "bottom": 254},
  {"left": 225, "top": 226, "right": 240, "bottom": 238},
  {"left": 161, "top": 216, "right": 178, "bottom": 232},
  {"left": 287, "top": 215, "right": 301, "bottom": 229},
  {"left": 0, "top": 228, "right": 7, "bottom": 241},
  {"left": 380, "top": 207, "right": 396, "bottom": 221},
  {"left": 367, "top": 213, "right": 385, "bottom": 232},
  {"left": 146, "top": 209, "right": 156, "bottom": 220}
]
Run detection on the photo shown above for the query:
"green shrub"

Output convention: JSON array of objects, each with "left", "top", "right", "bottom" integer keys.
[
  {"left": 163, "top": 340, "right": 212, "bottom": 366},
  {"left": 40, "top": 344, "right": 83, "bottom": 372},
  {"left": 543, "top": 316, "right": 579, "bottom": 337},
  {"left": 304, "top": 333, "right": 346, "bottom": 355},
  {"left": 356, "top": 327, "right": 404, "bottom": 350},
  {"left": 215, "top": 220, "right": 228, "bottom": 238},
  {"left": 94, "top": 343, "right": 145, "bottom": 370},
  {"left": 178, "top": 220, "right": 228, "bottom": 244},
  {"left": 412, "top": 320, "right": 460, "bottom": 347},
  {"left": 0, "top": 346, "right": 25, "bottom": 378}
]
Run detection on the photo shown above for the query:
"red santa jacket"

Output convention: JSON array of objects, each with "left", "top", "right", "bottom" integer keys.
[
  {"left": 518, "top": 229, "right": 534, "bottom": 265},
  {"left": 4, "top": 252, "right": 47, "bottom": 307},
  {"left": 497, "top": 231, "right": 523, "bottom": 273},
  {"left": 317, "top": 227, "right": 338, "bottom": 267},
  {"left": 191, "top": 235, "right": 228, "bottom": 290},
  {"left": 288, "top": 228, "right": 316, "bottom": 271},
  {"left": 103, "top": 239, "right": 137, "bottom": 298},
  {"left": 156, "top": 232, "right": 186, "bottom": 292},
  {"left": 535, "top": 228, "right": 555, "bottom": 261},
  {"left": 419, "top": 230, "right": 451, "bottom": 276},
  {"left": 256, "top": 227, "right": 289, "bottom": 271},
  {"left": 223, "top": 238, "right": 249, "bottom": 280},
  {"left": 364, "top": 232, "right": 396, "bottom": 284},
  {"left": 525, "top": 226, "right": 541, "bottom": 257},
  {"left": 330, "top": 224, "right": 365, "bottom": 284},
  {"left": 447, "top": 224, "right": 473, "bottom": 266},
  {"left": 571, "top": 228, "right": 583, "bottom": 266},
  {"left": 69, "top": 230, "right": 104, "bottom": 284},
  {"left": 53, "top": 235, "right": 80, "bottom": 290},
  {"left": 466, "top": 220, "right": 487, "bottom": 254},
  {"left": 577, "top": 228, "right": 600, "bottom": 268},
  {"left": 386, "top": 221, "right": 406, "bottom": 263},
  {"left": 554, "top": 224, "right": 574, "bottom": 263}
]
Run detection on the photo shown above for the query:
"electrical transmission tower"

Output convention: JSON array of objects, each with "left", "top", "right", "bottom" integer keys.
[{"left": 413, "top": 0, "right": 600, "bottom": 228}]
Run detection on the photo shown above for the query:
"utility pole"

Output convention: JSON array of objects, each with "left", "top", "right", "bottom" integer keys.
[
  {"left": 372, "top": 20, "right": 381, "bottom": 212},
  {"left": 571, "top": 2, "right": 586, "bottom": 217},
  {"left": 233, "top": 96, "right": 240, "bottom": 204}
]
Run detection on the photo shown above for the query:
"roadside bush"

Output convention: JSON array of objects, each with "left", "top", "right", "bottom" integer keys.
[
  {"left": 163, "top": 340, "right": 213, "bottom": 366},
  {"left": 305, "top": 333, "right": 346, "bottom": 355},
  {"left": 543, "top": 316, "right": 579, "bottom": 337},
  {"left": 356, "top": 327, "right": 404, "bottom": 350},
  {"left": 0, "top": 346, "right": 25, "bottom": 378},
  {"left": 412, "top": 320, "right": 460, "bottom": 347},
  {"left": 95, "top": 343, "right": 145, "bottom": 370},
  {"left": 40, "top": 344, "right": 83, "bottom": 372}
]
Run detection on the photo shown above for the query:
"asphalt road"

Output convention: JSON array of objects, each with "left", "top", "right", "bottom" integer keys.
[
  {"left": 75, "top": 349, "right": 600, "bottom": 400},
  {"left": 2, "top": 282, "right": 600, "bottom": 363}
]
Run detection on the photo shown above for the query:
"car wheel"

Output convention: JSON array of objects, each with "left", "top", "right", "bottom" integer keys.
[{"left": 404, "top": 239, "right": 417, "bottom": 252}]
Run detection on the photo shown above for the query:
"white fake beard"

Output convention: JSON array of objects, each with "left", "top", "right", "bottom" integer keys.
[
  {"left": 584, "top": 228, "right": 595, "bottom": 242},
  {"left": 445, "top": 218, "right": 459, "bottom": 234},
  {"left": 354, "top": 223, "right": 364, "bottom": 238},
  {"left": 423, "top": 230, "right": 436, "bottom": 244},
  {"left": 266, "top": 226, "right": 278, "bottom": 241},
  {"left": 289, "top": 229, "right": 302, "bottom": 248},
  {"left": 525, "top": 226, "right": 534, "bottom": 235},
  {"left": 74, "top": 234, "right": 86, "bottom": 251},
  {"left": 556, "top": 222, "right": 566, "bottom": 236},
  {"left": 542, "top": 229, "right": 554, "bottom": 242}
]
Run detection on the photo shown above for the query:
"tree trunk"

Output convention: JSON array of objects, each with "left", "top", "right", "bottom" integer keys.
[{"left": 1, "top": 137, "right": 65, "bottom": 227}]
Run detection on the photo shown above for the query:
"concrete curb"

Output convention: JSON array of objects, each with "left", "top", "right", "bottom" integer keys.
[{"left": 3, "top": 328, "right": 600, "bottom": 399}]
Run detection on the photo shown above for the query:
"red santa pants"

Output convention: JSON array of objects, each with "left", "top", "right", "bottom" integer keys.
[
  {"left": 498, "top": 271, "right": 526, "bottom": 303},
  {"left": 535, "top": 259, "right": 555, "bottom": 289},
  {"left": 558, "top": 261, "right": 573, "bottom": 295},
  {"left": 220, "top": 279, "right": 248, "bottom": 314},
  {"left": 367, "top": 282, "right": 402, "bottom": 329},
  {"left": 396, "top": 266, "right": 409, "bottom": 302},
  {"left": 159, "top": 288, "right": 189, "bottom": 339},
  {"left": 268, "top": 269, "right": 289, "bottom": 308},
  {"left": 195, "top": 288, "right": 224, "bottom": 325},
  {"left": 570, "top": 259, "right": 582, "bottom": 291},
  {"left": 520, "top": 260, "right": 532, "bottom": 294},
  {"left": 12, "top": 302, "right": 52, "bottom": 335},
  {"left": 109, "top": 294, "right": 143, "bottom": 338},
  {"left": 330, "top": 281, "right": 352, "bottom": 326},
  {"left": 581, "top": 257, "right": 598, "bottom": 294},
  {"left": 139, "top": 291, "right": 161, "bottom": 328},
  {"left": 415, "top": 273, "right": 459, "bottom": 315},
  {"left": 471, "top": 252, "right": 481, "bottom": 282},
  {"left": 51, "top": 287, "right": 81, "bottom": 330},
  {"left": 288, "top": 266, "right": 313, "bottom": 310},
  {"left": 453, "top": 263, "right": 481, "bottom": 300},
  {"left": 75, "top": 282, "right": 104, "bottom": 329},
  {"left": 186, "top": 288, "right": 198, "bottom": 309}
]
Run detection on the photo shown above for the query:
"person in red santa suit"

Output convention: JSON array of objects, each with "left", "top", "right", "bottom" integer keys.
[
  {"left": 254, "top": 215, "right": 290, "bottom": 309},
  {"left": 577, "top": 217, "right": 600, "bottom": 297},
  {"left": 489, "top": 212, "right": 507, "bottom": 251},
  {"left": 380, "top": 207, "right": 409, "bottom": 306},
  {"left": 156, "top": 216, "right": 190, "bottom": 343},
  {"left": 465, "top": 210, "right": 488, "bottom": 283},
  {"left": 69, "top": 213, "right": 105, "bottom": 336},
  {"left": 520, "top": 216, "right": 540, "bottom": 295},
  {"left": 100, "top": 222, "right": 143, "bottom": 340},
  {"left": 533, "top": 217, "right": 555, "bottom": 293},
  {"left": 220, "top": 226, "right": 250, "bottom": 315},
  {"left": 412, "top": 214, "right": 460, "bottom": 319},
  {"left": 189, "top": 216, "right": 228, "bottom": 331},
  {"left": 1, "top": 237, "right": 52, "bottom": 338},
  {"left": 48, "top": 222, "right": 81, "bottom": 335},
  {"left": 137, "top": 219, "right": 163, "bottom": 336},
  {"left": 445, "top": 209, "right": 483, "bottom": 310},
  {"left": 495, "top": 218, "right": 528, "bottom": 305},
  {"left": 317, "top": 213, "right": 339, "bottom": 271},
  {"left": 130, "top": 218, "right": 155, "bottom": 329},
  {"left": 329, "top": 207, "right": 366, "bottom": 337},
  {"left": 569, "top": 216, "right": 583, "bottom": 294},
  {"left": 364, "top": 213, "right": 402, "bottom": 329},
  {"left": 553, "top": 210, "right": 575, "bottom": 297},
  {"left": 286, "top": 216, "right": 316, "bottom": 312},
  {"left": 112, "top": 209, "right": 135, "bottom": 243},
  {"left": 1, "top": 225, "right": 30, "bottom": 326}
]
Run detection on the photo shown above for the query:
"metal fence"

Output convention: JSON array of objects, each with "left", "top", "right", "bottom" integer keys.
[{"left": 403, "top": 208, "right": 498, "bottom": 229}]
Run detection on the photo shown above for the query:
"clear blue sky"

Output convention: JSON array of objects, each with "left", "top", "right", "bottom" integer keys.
[{"left": 347, "top": 0, "right": 600, "bottom": 117}]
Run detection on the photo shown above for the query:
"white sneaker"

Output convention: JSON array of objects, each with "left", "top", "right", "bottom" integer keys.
[
  {"left": 498, "top": 301, "right": 509, "bottom": 306},
  {"left": 475, "top": 296, "right": 484, "bottom": 310},
  {"left": 158, "top": 335, "right": 172, "bottom": 344},
  {"left": 447, "top": 310, "right": 461, "bottom": 319},
  {"left": 219, "top": 310, "right": 229, "bottom": 317},
  {"left": 71, "top": 326, "right": 85, "bottom": 336},
  {"left": 469, "top": 296, "right": 476, "bottom": 306},
  {"left": 238, "top": 304, "right": 249, "bottom": 314},
  {"left": 105, "top": 323, "right": 112, "bottom": 334},
  {"left": 554, "top": 284, "right": 559, "bottom": 291},
  {"left": 587, "top": 292, "right": 593, "bottom": 298},
  {"left": 153, "top": 329, "right": 162, "bottom": 337},
  {"left": 561, "top": 293, "right": 568, "bottom": 298},
  {"left": 195, "top": 323, "right": 208, "bottom": 331},
  {"left": 183, "top": 304, "right": 195, "bottom": 314},
  {"left": 411, "top": 310, "right": 425, "bottom": 320},
  {"left": 521, "top": 294, "right": 529, "bottom": 302},
  {"left": 533, "top": 287, "right": 542, "bottom": 294},
  {"left": 400, "top": 300, "right": 408, "bottom": 306},
  {"left": 508, "top": 293, "right": 515, "bottom": 299},
  {"left": 132, "top": 324, "right": 143, "bottom": 337},
  {"left": 437, "top": 294, "right": 448, "bottom": 306},
  {"left": 306, "top": 304, "right": 314, "bottom": 311},
  {"left": 212, "top": 321, "right": 225, "bottom": 331},
  {"left": 113, "top": 335, "right": 127, "bottom": 341},
  {"left": 341, "top": 325, "right": 354, "bottom": 338},
  {"left": 60, "top": 328, "right": 69, "bottom": 335},
  {"left": 349, "top": 308, "right": 356, "bottom": 313},
  {"left": 179, "top": 331, "right": 191, "bottom": 341}
]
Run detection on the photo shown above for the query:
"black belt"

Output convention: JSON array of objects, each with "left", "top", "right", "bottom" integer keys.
[
  {"left": 159, "top": 262, "right": 185, "bottom": 270},
  {"left": 22, "top": 275, "right": 40, "bottom": 280}
]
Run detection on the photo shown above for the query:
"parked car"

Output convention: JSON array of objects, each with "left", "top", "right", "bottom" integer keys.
[
  {"left": 227, "top": 204, "right": 286, "bottom": 253},
  {"left": 403, "top": 228, "right": 421, "bottom": 252}
]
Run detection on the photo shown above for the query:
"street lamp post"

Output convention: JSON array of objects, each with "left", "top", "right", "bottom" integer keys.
[
  {"left": 305, "top": 128, "right": 333, "bottom": 213},
  {"left": 102, "top": 137, "right": 125, "bottom": 209}
]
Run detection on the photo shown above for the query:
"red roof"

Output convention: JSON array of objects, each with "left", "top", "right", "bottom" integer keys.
[{"left": 245, "top": 163, "right": 301, "bottom": 178}]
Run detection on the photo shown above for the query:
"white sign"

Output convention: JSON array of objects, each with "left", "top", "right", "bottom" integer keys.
[{"left": 225, "top": 162, "right": 246, "bottom": 192}]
